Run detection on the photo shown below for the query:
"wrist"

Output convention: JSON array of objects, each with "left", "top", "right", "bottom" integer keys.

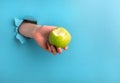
[{"left": 32, "top": 25, "right": 41, "bottom": 38}]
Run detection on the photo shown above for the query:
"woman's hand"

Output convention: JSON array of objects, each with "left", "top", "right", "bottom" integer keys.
[
  {"left": 19, "top": 21, "right": 68, "bottom": 55},
  {"left": 32, "top": 25, "right": 68, "bottom": 55}
]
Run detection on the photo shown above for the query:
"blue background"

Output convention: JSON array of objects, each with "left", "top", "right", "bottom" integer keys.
[{"left": 0, "top": 0, "right": 120, "bottom": 83}]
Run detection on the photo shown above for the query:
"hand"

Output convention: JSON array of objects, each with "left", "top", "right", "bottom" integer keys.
[{"left": 32, "top": 25, "right": 68, "bottom": 55}]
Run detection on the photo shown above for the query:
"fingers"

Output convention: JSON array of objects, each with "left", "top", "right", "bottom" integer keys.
[
  {"left": 46, "top": 42, "right": 69, "bottom": 55},
  {"left": 46, "top": 42, "right": 51, "bottom": 52},
  {"left": 46, "top": 42, "right": 57, "bottom": 55},
  {"left": 64, "top": 46, "right": 68, "bottom": 50},
  {"left": 57, "top": 47, "right": 62, "bottom": 54},
  {"left": 51, "top": 45, "right": 57, "bottom": 55},
  {"left": 56, "top": 46, "right": 68, "bottom": 54}
]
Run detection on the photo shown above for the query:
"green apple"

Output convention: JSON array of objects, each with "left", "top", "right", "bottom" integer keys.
[{"left": 49, "top": 27, "right": 71, "bottom": 48}]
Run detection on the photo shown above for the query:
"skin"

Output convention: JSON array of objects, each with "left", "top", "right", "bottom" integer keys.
[{"left": 19, "top": 21, "right": 68, "bottom": 55}]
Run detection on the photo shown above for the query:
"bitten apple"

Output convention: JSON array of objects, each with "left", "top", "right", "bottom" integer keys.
[{"left": 49, "top": 27, "right": 71, "bottom": 48}]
